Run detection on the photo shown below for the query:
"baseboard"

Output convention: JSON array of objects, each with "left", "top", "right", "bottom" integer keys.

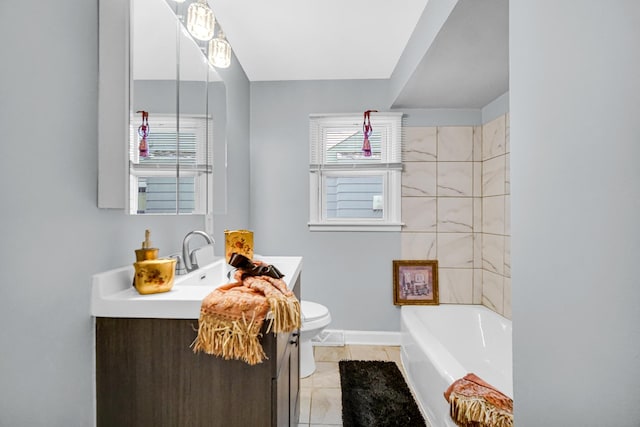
[{"left": 312, "top": 329, "right": 401, "bottom": 346}]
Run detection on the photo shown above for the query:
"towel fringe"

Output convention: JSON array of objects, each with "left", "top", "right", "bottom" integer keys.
[
  {"left": 191, "top": 312, "right": 266, "bottom": 365},
  {"left": 448, "top": 392, "right": 513, "bottom": 427}
]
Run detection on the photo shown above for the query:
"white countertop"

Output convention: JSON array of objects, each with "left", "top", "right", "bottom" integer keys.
[{"left": 90, "top": 256, "right": 302, "bottom": 319}]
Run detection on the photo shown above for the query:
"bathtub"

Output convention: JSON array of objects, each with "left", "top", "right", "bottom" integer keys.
[{"left": 400, "top": 304, "right": 512, "bottom": 427}]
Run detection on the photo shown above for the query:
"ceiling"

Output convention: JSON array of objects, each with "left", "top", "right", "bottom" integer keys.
[
  {"left": 210, "top": 0, "right": 508, "bottom": 109},
  {"left": 208, "top": 0, "right": 430, "bottom": 81},
  {"left": 136, "top": 0, "right": 508, "bottom": 109}
]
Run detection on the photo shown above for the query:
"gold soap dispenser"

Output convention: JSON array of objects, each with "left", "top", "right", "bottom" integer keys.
[
  {"left": 133, "top": 229, "right": 176, "bottom": 295},
  {"left": 135, "top": 229, "right": 159, "bottom": 261}
]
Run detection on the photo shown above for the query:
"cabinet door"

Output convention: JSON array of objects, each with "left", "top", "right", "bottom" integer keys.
[
  {"left": 289, "top": 332, "right": 300, "bottom": 424},
  {"left": 274, "top": 348, "right": 291, "bottom": 427}
]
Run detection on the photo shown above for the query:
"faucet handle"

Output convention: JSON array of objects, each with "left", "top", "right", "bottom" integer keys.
[
  {"left": 169, "top": 254, "right": 187, "bottom": 275},
  {"left": 189, "top": 252, "right": 199, "bottom": 271}
]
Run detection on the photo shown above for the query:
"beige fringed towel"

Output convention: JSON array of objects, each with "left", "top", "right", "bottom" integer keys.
[
  {"left": 444, "top": 373, "right": 513, "bottom": 427},
  {"left": 192, "top": 274, "right": 301, "bottom": 365}
]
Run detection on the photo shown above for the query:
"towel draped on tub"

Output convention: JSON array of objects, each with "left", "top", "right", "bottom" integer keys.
[{"left": 444, "top": 373, "right": 513, "bottom": 427}]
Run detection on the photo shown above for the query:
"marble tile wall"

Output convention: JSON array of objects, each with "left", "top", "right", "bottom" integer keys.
[
  {"left": 481, "top": 114, "right": 510, "bottom": 318},
  {"left": 401, "top": 114, "right": 511, "bottom": 318}
]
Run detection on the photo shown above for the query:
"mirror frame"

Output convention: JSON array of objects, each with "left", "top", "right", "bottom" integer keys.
[{"left": 98, "top": 0, "right": 130, "bottom": 209}]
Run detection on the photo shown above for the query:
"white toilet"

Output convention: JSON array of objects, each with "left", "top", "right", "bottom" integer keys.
[{"left": 299, "top": 300, "right": 332, "bottom": 378}]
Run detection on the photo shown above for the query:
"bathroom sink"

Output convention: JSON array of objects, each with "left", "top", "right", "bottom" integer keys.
[
  {"left": 91, "top": 256, "right": 302, "bottom": 319},
  {"left": 175, "top": 256, "right": 229, "bottom": 286}
]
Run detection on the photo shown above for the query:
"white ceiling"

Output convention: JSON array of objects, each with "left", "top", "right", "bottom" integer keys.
[
  {"left": 135, "top": 0, "right": 509, "bottom": 109},
  {"left": 208, "top": 0, "right": 430, "bottom": 81}
]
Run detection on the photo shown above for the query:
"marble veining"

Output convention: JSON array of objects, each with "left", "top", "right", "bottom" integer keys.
[
  {"left": 473, "top": 162, "right": 482, "bottom": 197},
  {"left": 504, "top": 236, "right": 511, "bottom": 278},
  {"left": 481, "top": 270, "right": 504, "bottom": 314},
  {"left": 438, "top": 233, "right": 473, "bottom": 268},
  {"left": 473, "top": 126, "right": 482, "bottom": 161},
  {"left": 402, "top": 162, "right": 437, "bottom": 196},
  {"left": 438, "top": 268, "right": 473, "bottom": 303},
  {"left": 402, "top": 197, "right": 437, "bottom": 231},
  {"left": 482, "top": 234, "right": 505, "bottom": 275},
  {"left": 473, "top": 233, "right": 482, "bottom": 268},
  {"left": 401, "top": 232, "right": 437, "bottom": 259},
  {"left": 437, "top": 126, "right": 473, "bottom": 161},
  {"left": 438, "top": 198, "right": 473, "bottom": 232},
  {"left": 401, "top": 115, "right": 511, "bottom": 320},
  {"left": 438, "top": 162, "right": 473, "bottom": 196},
  {"left": 473, "top": 269, "right": 483, "bottom": 304},
  {"left": 482, "top": 115, "right": 506, "bottom": 161},
  {"left": 505, "top": 195, "right": 511, "bottom": 236},
  {"left": 505, "top": 154, "right": 511, "bottom": 194},
  {"left": 482, "top": 155, "right": 506, "bottom": 197},
  {"left": 473, "top": 198, "right": 483, "bottom": 231},
  {"left": 482, "top": 196, "right": 505, "bottom": 235},
  {"left": 503, "top": 277, "right": 512, "bottom": 319},
  {"left": 403, "top": 127, "right": 437, "bottom": 161}
]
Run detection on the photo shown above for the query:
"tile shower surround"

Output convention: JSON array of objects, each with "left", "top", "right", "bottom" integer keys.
[{"left": 401, "top": 114, "right": 511, "bottom": 318}]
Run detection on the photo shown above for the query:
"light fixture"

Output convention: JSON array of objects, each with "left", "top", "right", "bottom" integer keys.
[
  {"left": 187, "top": 0, "right": 215, "bottom": 41},
  {"left": 173, "top": 0, "right": 186, "bottom": 3},
  {"left": 208, "top": 28, "right": 231, "bottom": 68}
]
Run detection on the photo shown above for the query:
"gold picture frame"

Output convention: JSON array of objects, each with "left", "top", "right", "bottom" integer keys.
[{"left": 393, "top": 260, "right": 439, "bottom": 305}]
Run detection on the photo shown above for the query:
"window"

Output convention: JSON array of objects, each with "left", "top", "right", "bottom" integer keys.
[
  {"left": 308, "top": 112, "right": 403, "bottom": 231},
  {"left": 129, "top": 114, "right": 212, "bottom": 214}
]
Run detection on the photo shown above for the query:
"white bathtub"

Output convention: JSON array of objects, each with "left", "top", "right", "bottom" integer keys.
[{"left": 400, "top": 304, "right": 512, "bottom": 427}]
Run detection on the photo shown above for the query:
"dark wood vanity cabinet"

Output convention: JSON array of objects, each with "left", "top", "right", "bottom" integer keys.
[{"left": 95, "top": 277, "right": 301, "bottom": 427}]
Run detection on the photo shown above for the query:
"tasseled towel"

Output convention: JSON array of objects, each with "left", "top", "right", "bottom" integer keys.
[
  {"left": 444, "top": 373, "right": 513, "bottom": 427},
  {"left": 192, "top": 275, "right": 301, "bottom": 365}
]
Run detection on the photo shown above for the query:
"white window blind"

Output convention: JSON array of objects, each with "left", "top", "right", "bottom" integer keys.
[
  {"left": 309, "top": 112, "right": 403, "bottom": 231},
  {"left": 129, "top": 114, "right": 212, "bottom": 214}
]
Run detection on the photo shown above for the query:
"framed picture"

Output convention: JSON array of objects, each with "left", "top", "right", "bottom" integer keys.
[{"left": 393, "top": 260, "right": 439, "bottom": 305}]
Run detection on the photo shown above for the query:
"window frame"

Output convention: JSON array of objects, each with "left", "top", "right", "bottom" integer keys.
[
  {"left": 128, "top": 113, "right": 212, "bottom": 215},
  {"left": 308, "top": 112, "right": 403, "bottom": 232}
]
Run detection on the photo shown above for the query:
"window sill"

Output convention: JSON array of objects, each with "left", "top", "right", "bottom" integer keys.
[{"left": 308, "top": 222, "right": 403, "bottom": 232}]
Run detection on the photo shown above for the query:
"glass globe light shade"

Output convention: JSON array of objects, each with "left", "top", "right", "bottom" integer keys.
[
  {"left": 208, "top": 32, "right": 231, "bottom": 68},
  {"left": 187, "top": 0, "right": 215, "bottom": 41}
]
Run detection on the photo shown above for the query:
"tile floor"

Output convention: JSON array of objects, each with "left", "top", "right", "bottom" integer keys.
[{"left": 297, "top": 345, "right": 408, "bottom": 427}]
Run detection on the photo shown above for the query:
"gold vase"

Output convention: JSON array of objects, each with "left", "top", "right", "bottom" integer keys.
[
  {"left": 133, "top": 258, "right": 177, "bottom": 295},
  {"left": 224, "top": 229, "right": 254, "bottom": 263}
]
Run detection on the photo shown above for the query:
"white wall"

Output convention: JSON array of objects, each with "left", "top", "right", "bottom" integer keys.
[
  {"left": 511, "top": 1, "right": 640, "bottom": 425},
  {"left": 0, "top": 1, "right": 250, "bottom": 425},
  {"left": 249, "top": 80, "right": 404, "bottom": 331}
]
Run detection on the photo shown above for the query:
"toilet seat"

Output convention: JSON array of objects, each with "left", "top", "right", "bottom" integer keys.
[
  {"left": 302, "top": 300, "right": 329, "bottom": 321},
  {"left": 301, "top": 300, "right": 331, "bottom": 332}
]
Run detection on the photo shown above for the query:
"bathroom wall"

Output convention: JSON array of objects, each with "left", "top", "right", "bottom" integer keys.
[
  {"left": 0, "top": 1, "right": 251, "bottom": 425},
  {"left": 401, "top": 112, "right": 511, "bottom": 318},
  {"left": 480, "top": 114, "right": 511, "bottom": 317},
  {"left": 400, "top": 125, "right": 481, "bottom": 305},
  {"left": 249, "top": 78, "right": 513, "bottom": 331},
  {"left": 511, "top": 0, "right": 640, "bottom": 424},
  {"left": 249, "top": 80, "right": 404, "bottom": 332}
]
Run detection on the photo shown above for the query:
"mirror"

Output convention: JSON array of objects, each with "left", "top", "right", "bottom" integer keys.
[{"left": 129, "top": 0, "right": 227, "bottom": 215}]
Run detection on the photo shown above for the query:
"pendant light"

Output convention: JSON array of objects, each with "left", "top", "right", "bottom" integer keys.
[
  {"left": 208, "top": 27, "right": 231, "bottom": 68},
  {"left": 187, "top": 0, "right": 215, "bottom": 41}
]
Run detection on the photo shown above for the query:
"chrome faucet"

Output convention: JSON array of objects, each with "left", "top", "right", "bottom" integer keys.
[
  {"left": 182, "top": 230, "right": 215, "bottom": 272},
  {"left": 168, "top": 254, "right": 187, "bottom": 276}
]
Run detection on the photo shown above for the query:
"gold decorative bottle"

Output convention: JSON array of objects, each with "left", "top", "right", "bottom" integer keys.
[
  {"left": 224, "top": 229, "right": 254, "bottom": 263},
  {"left": 133, "top": 229, "right": 176, "bottom": 294}
]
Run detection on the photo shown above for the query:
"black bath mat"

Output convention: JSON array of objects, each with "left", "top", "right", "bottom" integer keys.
[{"left": 339, "top": 360, "right": 426, "bottom": 427}]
